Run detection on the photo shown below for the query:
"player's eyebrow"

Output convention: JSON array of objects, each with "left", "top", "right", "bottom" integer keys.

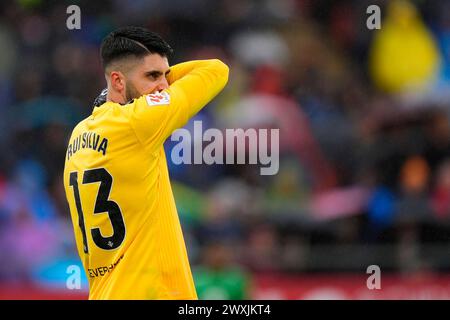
[{"left": 145, "top": 69, "right": 171, "bottom": 77}]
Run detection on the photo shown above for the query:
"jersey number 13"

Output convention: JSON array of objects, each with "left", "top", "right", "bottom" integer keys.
[{"left": 69, "top": 168, "right": 125, "bottom": 253}]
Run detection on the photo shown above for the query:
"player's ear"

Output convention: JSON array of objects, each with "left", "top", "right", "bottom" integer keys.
[{"left": 110, "top": 71, "right": 126, "bottom": 92}]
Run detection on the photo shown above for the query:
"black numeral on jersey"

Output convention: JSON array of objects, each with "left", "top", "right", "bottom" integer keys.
[
  {"left": 69, "top": 168, "right": 125, "bottom": 253},
  {"left": 69, "top": 172, "right": 89, "bottom": 253}
]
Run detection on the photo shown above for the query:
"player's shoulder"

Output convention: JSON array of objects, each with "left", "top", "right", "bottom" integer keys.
[
  {"left": 67, "top": 117, "right": 90, "bottom": 140},
  {"left": 72, "top": 116, "right": 90, "bottom": 131}
]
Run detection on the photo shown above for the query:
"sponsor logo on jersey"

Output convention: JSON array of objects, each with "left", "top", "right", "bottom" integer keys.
[{"left": 146, "top": 91, "right": 170, "bottom": 106}]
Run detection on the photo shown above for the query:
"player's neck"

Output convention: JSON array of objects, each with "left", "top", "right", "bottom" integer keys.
[{"left": 106, "top": 88, "right": 127, "bottom": 104}]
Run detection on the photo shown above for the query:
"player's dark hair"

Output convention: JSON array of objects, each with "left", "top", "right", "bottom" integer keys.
[{"left": 100, "top": 26, "right": 173, "bottom": 69}]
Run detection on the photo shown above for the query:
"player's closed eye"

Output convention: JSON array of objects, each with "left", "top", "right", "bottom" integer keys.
[
  {"left": 147, "top": 72, "right": 161, "bottom": 80},
  {"left": 147, "top": 70, "right": 170, "bottom": 81}
]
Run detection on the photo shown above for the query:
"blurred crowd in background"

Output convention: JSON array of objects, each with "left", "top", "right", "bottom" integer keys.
[{"left": 0, "top": 0, "right": 450, "bottom": 299}]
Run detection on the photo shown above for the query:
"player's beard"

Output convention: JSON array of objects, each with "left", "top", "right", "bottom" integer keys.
[{"left": 125, "top": 81, "right": 142, "bottom": 102}]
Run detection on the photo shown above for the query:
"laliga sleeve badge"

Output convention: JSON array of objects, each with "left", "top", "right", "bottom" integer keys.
[{"left": 146, "top": 91, "right": 170, "bottom": 106}]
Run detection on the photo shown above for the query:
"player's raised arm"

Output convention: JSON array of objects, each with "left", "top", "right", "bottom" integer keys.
[
  {"left": 167, "top": 59, "right": 229, "bottom": 118},
  {"left": 166, "top": 59, "right": 222, "bottom": 85},
  {"left": 127, "top": 59, "right": 229, "bottom": 152}
]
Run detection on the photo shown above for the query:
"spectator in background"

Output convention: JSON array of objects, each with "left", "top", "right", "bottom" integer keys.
[
  {"left": 396, "top": 155, "right": 432, "bottom": 273},
  {"left": 431, "top": 159, "right": 450, "bottom": 220},
  {"left": 194, "top": 242, "right": 250, "bottom": 300},
  {"left": 369, "top": 0, "right": 440, "bottom": 97},
  {"left": 241, "top": 223, "right": 281, "bottom": 273}
]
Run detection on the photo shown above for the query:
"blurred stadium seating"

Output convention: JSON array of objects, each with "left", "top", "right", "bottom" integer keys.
[{"left": 0, "top": 0, "right": 450, "bottom": 299}]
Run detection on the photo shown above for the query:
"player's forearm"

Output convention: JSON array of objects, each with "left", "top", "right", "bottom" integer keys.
[
  {"left": 167, "top": 60, "right": 221, "bottom": 84},
  {"left": 167, "top": 59, "right": 229, "bottom": 118},
  {"left": 167, "top": 61, "right": 198, "bottom": 84}
]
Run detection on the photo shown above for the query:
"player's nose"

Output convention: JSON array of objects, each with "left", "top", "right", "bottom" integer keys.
[{"left": 157, "top": 77, "right": 169, "bottom": 91}]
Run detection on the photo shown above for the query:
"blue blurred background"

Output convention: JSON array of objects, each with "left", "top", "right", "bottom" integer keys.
[{"left": 1, "top": 0, "right": 450, "bottom": 299}]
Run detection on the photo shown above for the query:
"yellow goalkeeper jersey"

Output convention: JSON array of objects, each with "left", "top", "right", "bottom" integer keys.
[{"left": 63, "top": 59, "right": 229, "bottom": 299}]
